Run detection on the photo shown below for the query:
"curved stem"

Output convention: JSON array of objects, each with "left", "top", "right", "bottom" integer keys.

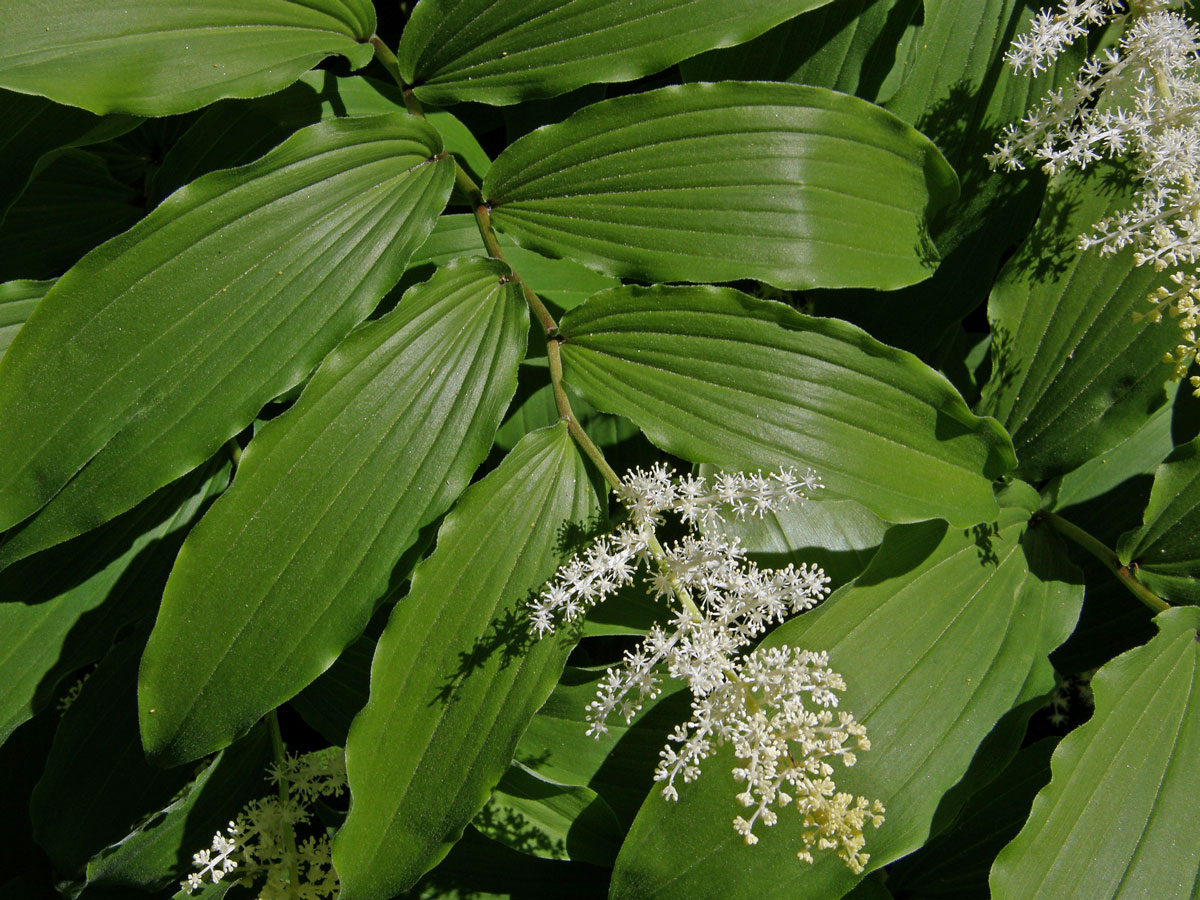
[
  {"left": 370, "top": 38, "right": 697, "bottom": 621},
  {"left": 1036, "top": 510, "right": 1169, "bottom": 613}
]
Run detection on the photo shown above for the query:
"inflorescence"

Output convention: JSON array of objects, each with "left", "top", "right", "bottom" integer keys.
[
  {"left": 529, "top": 464, "right": 884, "bottom": 873},
  {"left": 988, "top": 0, "right": 1200, "bottom": 390},
  {"left": 182, "top": 747, "right": 346, "bottom": 899}
]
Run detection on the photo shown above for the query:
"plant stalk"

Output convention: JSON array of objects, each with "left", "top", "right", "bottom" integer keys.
[
  {"left": 371, "top": 38, "right": 698, "bottom": 620},
  {"left": 1036, "top": 510, "right": 1169, "bottom": 613}
]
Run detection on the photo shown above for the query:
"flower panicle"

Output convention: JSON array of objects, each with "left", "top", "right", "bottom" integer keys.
[
  {"left": 528, "top": 464, "right": 823, "bottom": 639},
  {"left": 990, "top": 0, "right": 1200, "bottom": 391},
  {"left": 182, "top": 748, "right": 347, "bottom": 899},
  {"left": 528, "top": 464, "right": 882, "bottom": 870}
]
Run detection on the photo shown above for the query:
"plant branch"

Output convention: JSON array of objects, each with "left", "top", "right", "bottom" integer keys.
[
  {"left": 1036, "top": 510, "right": 1169, "bottom": 613},
  {"left": 368, "top": 36, "right": 424, "bottom": 118},
  {"left": 373, "top": 37, "right": 623, "bottom": 494}
]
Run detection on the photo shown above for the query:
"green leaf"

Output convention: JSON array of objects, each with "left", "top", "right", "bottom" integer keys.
[
  {"left": 0, "top": 149, "right": 142, "bottom": 281},
  {"left": 398, "top": 0, "right": 835, "bottom": 106},
  {"left": 0, "top": 279, "right": 50, "bottom": 361},
  {"left": 886, "top": 738, "right": 1056, "bottom": 900},
  {"left": 883, "top": 0, "right": 1025, "bottom": 128},
  {"left": 680, "top": 0, "right": 919, "bottom": 102},
  {"left": 153, "top": 72, "right": 489, "bottom": 202},
  {"left": 0, "top": 90, "right": 137, "bottom": 223},
  {"left": 609, "top": 504, "right": 1083, "bottom": 900},
  {"left": 1117, "top": 434, "right": 1200, "bottom": 604},
  {"left": 333, "top": 423, "right": 600, "bottom": 900},
  {"left": 1044, "top": 394, "right": 1181, "bottom": 672},
  {"left": 139, "top": 258, "right": 526, "bottom": 765},
  {"left": 475, "top": 764, "right": 623, "bottom": 866},
  {"left": 978, "top": 170, "right": 1177, "bottom": 483},
  {"left": 484, "top": 82, "right": 958, "bottom": 291},
  {"left": 85, "top": 726, "right": 273, "bottom": 894},
  {"left": 808, "top": 0, "right": 1079, "bottom": 361},
  {"left": 0, "top": 114, "right": 452, "bottom": 563},
  {"left": 0, "top": 459, "right": 228, "bottom": 747},
  {"left": 30, "top": 638, "right": 194, "bottom": 878},
  {"left": 0, "top": 0, "right": 375, "bottom": 116},
  {"left": 991, "top": 606, "right": 1200, "bottom": 900},
  {"left": 557, "top": 285, "right": 1014, "bottom": 527}
]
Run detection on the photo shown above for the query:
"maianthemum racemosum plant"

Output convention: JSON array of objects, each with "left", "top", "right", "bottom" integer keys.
[{"left": 1, "top": 2, "right": 1199, "bottom": 900}]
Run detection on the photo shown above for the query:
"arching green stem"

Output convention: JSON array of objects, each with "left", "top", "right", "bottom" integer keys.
[
  {"left": 369, "top": 37, "right": 700, "bottom": 622},
  {"left": 1035, "top": 510, "right": 1169, "bottom": 613}
]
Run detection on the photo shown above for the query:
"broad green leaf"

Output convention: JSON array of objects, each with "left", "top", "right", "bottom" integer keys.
[
  {"left": 85, "top": 727, "right": 273, "bottom": 894},
  {"left": 0, "top": 0, "right": 375, "bottom": 116},
  {"left": 333, "top": 423, "right": 600, "bottom": 900},
  {"left": 515, "top": 668, "right": 691, "bottom": 827},
  {"left": 0, "top": 149, "right": 142, "bottom": 281},
  {"left": 398, "top": 0, "right": 835, "bottom": 106},
  {"left": 475, "top": 764, "right": 623, "bottom": 866},
  {"left": 557, "top": 285, "right": 1014, "bottom": 527},
  {"left": 0, "top": 90, "right": 136, "bottom": 223},
  {"left": 886, "top": 738, "right": 1056, "bottom": 900},
  {"left": 0, "top": 279, "right": 51, "bottom": 361},
  {"left": 30, "top": 639, "right": 194, "bottom": 878},
  {"left": 1049, "top": 389, "right": 1179, "bottom": 532},
  {"left": 153, "top": 72, "right": 489, "bottom": 202},
  {"left": 883, "top": 0, "right": 1024, "bottom": 128},
  {"left": 978, "top": 171, "right": 1177, "bottom": 483},
  {"left": 707, "top": 486, "right": 888, "bottom": 586},
  {"left": 0, "top": 114, "right": 452, "bottom": 563},
  {"left": 0, "top": 459, "right": 228, "bottom": 747},
  {"left": 289, "top": 529, "right": 435, "bottom": 745},
  {"left": 484, "top": 82, "right": 958, "bottom": 291},
  {"left": 609, "top": 503, "right": 1083, "bottom": 900},
  {"left": 1117, "top": 435, "right": 1200, "bottom": 604},
  {"left": 139, "top": 258, "right": 526, "bottom": 765},
  {"left": 681, "top": 0, "right": 919, "bottom": 101},
  {"left": 809, "top": 0, "right": 1078, "bottom": 360},
  {"left": 991, "top": 606, "right": 1200, "bottom": 900}
]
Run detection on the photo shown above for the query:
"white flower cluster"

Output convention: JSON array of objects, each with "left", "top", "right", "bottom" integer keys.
[
  {"left": 989, "top": 0, "right": 1200, "bottom": 389},
  {"left": 186, "top": 826, "right": 239, "bottom": 891},
  {"left": 530, "top": 464, "right": 884, "bottom": 870},
  {"left": 182, "top": 747, "right": 346, "bottom": 899}
]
